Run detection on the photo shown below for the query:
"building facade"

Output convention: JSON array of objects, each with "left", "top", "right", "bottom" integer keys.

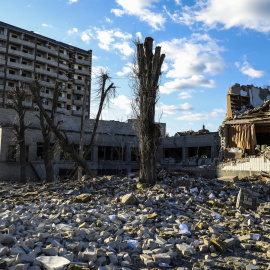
[{"left": 0, "top": 21, "right": 92, "bottom": 117}]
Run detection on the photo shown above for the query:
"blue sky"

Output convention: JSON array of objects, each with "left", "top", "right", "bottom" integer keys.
[{"left": 2, "top": 0, "right": 270, "bottom": 135}]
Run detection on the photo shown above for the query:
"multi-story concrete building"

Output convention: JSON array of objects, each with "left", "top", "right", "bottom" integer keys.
[{"left": 0, "top": 21, "right": 92, "bottom": 117}]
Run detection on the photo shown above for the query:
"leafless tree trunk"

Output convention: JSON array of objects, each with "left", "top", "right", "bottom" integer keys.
[
  {"left": 134, "top": 37, "right": 165, "bottom": 184},
  {"left": 83, "top": 73, "right": 115, "bottom": 159},
  {"left": 30, "top": 73, "right": 115, "bottom": 180},
  {"left": 7, "top": 84, "right": 30, "bottom": 184},
  {"left": 37, "top": 82, "right": 61, "bottom": 182},
  {"left": 77, "top": 78, "right": 88, "bottom": 180}
]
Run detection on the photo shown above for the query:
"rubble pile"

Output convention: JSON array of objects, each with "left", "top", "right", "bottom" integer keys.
[{"left": 1, "top": 174, "right": 270, "bottom": 270}]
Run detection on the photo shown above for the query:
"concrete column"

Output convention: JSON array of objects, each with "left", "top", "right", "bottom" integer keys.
[
  {"left": 126, "top": 146, "right": 131, "bottom": 162},
  {"left": 28, "top": 142, "right": 37, "bottom": 161},
  {"left": 182, "top": 147, "right": 188, "bottom": 165}
]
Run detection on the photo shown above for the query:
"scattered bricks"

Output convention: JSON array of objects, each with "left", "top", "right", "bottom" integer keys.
[
  {"left": 0, "top": 260, "right": 7, "bottom": 270},
  {"left": 246, "top": 264, "right": 260, "bottom": 270},
  {"left": 156, "top": 236, "right": 167, "bottom": 245},
  {"left": 74, "top": 194, "right": 92, "bottom": 203},
  {"left": 78, "top": 251, "right": 97, "bottom": 262},
  {"left": 204, "top": 260, "right": 215, "bottom": 267},
  {"left": 236, "top": 189, "right": 257, "bottom": 210},
  {"left": 238, "top": 235, "right": 252, "bottom": 241},
  {"left": 240, "top": 243, "right": 252, "bottom": 250},
  {"left": 140, "top": 254, "right": 152, "bottom": 263},
  {"left": 224, "top": 238, "right": 236, "bottom": 247},
  {"left": 152, "top": 254, "right": 171, "bottom": 265},
  {"left": 204, "top": 239, "right": 211, "bottom": 246},
  {"left": 121, "top": 193, "right": 138, "bottom": 205},
  {"left": 199, "top": 245, "right": 209, "bottom": 252},
  {"left": 211, "top": 238, "right": 227, "bottom": 253}
]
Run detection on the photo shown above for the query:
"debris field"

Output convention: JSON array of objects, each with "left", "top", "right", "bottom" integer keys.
[{"left": 1, "top": 170, "right": 270, "bottom": 270}]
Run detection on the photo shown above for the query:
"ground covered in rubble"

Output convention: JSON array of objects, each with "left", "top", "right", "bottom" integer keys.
[{"left": 1, "top": 171, "right": 270, "bottom": 270}]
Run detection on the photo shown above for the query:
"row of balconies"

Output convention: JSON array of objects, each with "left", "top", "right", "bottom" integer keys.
[
  {"left": 8, "top": 49, "right": 35, "bottom": 60},
  {"left": 0, "top": 34, "right": 90, "bottom": 64}
]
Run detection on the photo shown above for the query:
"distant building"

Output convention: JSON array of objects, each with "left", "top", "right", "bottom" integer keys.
[
  {"left": 218, "top": 84, "right": 270, "bottom": 177},
  {"left": 0, "top": 21, "right": 92, "bottom": 117}
]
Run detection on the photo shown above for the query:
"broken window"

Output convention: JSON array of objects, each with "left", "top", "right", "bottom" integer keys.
[
  {"left": 163, "top": 148, "right": 182, "bottom": 161},
  {"left": 131, "top": 147, "right": 140, "bottom": 162},
  {"left": 7, "top": 145, "right": 17, "bottom": 161},
  {"left": 37, "top": 142, "right": 44, "bottom": 159}
]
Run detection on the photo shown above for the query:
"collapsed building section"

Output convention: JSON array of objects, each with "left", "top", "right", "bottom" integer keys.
[{"left": 218, "top": 84, "right": 270, "bottom": 177}]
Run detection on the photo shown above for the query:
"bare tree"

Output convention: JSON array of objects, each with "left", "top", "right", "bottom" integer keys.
[
  {"left": 30, "top": 73, "right": 115, "bottom": 180},
  {"left": 7, "top": 83, "right": 30, "bottom": 184},
  {"left": 35, "top": 82, "right": 61, "bottom": 182},
  {"left": 133, "top": 37, "right": 165, "bottom": 184}
]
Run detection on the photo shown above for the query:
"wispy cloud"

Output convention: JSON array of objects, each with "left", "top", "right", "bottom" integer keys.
[
  {"left": 170, "top": 0, "right": 270, "bottom": 33},
  {"left": 111, "top": 0, "right": 166, "bottom": 30},
  {"left": 42, "top": 23, "right": 53, "bottom": 28},
  {"left": 177, "top": 108, "right": 226, "bottom": 121},
  {"left": 68, "top": 0, "right": 78, "bottom": 4},
  {"left": 235, "top": 60, "right": 265, "bottom": 78},
  {"left": 67, "top": 28, "right": 78, "bottom": 35},
  {"left": 116, "top": 63, "right": 132, "bottom": 76},
  {"left": 158, "top": 102, "right": 193, "bottom": 115},
  {"left": 81, "top": 27, "right": 134, "bottom": 57},
  {"left": 158, "top": 33, "right": 225, "bottom": 94}
]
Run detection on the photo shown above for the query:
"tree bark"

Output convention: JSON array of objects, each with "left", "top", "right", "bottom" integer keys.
[{"left": 136, "top": 37, "right": 165, "bottom": 184}]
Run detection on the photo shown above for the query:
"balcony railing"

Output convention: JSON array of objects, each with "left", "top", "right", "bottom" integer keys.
[
  {"left": 0, "top": 34, "right": 8, "bottom": 41},
  {"left": 8, "top": 49, "right": 34, "bottom": 60},
  {"left": 59, "top": 63, "right": 69, "bottom": 71},
  {"left": 59, "top": 53, "right": 69, "bottom": 60},
  {"left": 36, "top": 56, "right": 58, "bottom": 67},
  {"left": 72, "top": 110, "right": 83, "bottom": 116},
  {"left": 7, "top": 61, "right": 34, "bottom": 72},
  {"left": 75, "top": 69, "right": 89, "bottom": 76},
  {"left": 58, "top": 96, "right": 67, "bottom": 103},
  {"left": 35, "top": 68, "right": 57, "bottom": 78},
  {"left": 58, "top": 74, "right": 68, "bottom": 82},
  {"left": 73, "top": 99, "right": 83, "bottom": 106},
  {"left": 74, "top": 79, "right": 84, "bottom": 85},
  {"left": 73, "top": 89, "right": 84, "bottom": 95},
  {"left": 9, "top": 37, "right": 35, "bottom": 48},
  {"left": 75, "top": 58, "right": 90, "bottom": 66},
  {"left": 37, "top": 45, "right": 58, "bottom": 56}
]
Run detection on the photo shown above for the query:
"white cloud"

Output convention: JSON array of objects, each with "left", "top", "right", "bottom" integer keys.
[
  {"left": 81, "top": 30, "right": 93, "bottom": 44},
  {"left": 236, "top": 60, "right": 265, "bottom": 78},
  {"left": 105, "top": 17, "right": 113, "bottom": 23},
  {"left": 42, "top": 24, "right": 53, "bottom": 28},
  {"left": 176, "top": 0, "right": 270, "bottom": 33},
  {"left": 178, "top": 90, "right": 193, "bottom": 99},
  {"left": 92, "top": 66, "right": 109, "bottom": 79},
  {"left": 158, "top": 33, "right": 224, "bottom": 94},
  {"left": 116, "top": 63, "right": 132, "bottom": 76},
  {"left": 136, "top": 32, "right": 143, "bottom": 41},
  {"left": 111, "top": 95, "right": 132, "bottom": 114},
  {"left": 92, "top": 55, "right": 98, "bottom": 60},
  {"left": 67, "top": 28, "right": 78, "bottom": 35},
  {"left": 159, "top": 34, "right": 225, "bottom": 79},
  {"left": 158, "top": 102, "right": 193, "bottom": 115},
  {"left": 93, "top": 28, "right": 134, "bottom": 57},
  {"left": 68, "top": 0, "right": 78, "bottom": 4},
  {"left": 111, "top": 0, "right": 166, "bottom": 30},
  {"left": 177, "top": 108, "right": 226, "bottom": 121},
  {"left": 160, "top": 75, "right": 216, "bottom": 94}
]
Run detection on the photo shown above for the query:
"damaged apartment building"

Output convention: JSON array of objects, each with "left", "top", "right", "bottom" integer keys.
[
  {"left": 0, "top": 21, "right": 220, "bottom": 181},
  {"left": 218, "top": 84, "right": 270, "bottom": 177}
]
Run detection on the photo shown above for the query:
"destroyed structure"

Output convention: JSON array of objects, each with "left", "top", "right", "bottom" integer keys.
[
  {"left": 218, "top": 84, "right": 270, "bottom": 177},
  {"left": 0, "top": 21, "right": 221, "bottom": 181},
  {"left": 162, "top": 125, "right": 220, "bottom": 169},
  {"left": 0, "top": 21, "right": 92, "bottom": 117}
]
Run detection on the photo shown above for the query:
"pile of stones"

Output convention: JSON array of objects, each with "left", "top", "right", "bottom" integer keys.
[{"left": 1, "top": 173, "right": 270, "bottom": 270}]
